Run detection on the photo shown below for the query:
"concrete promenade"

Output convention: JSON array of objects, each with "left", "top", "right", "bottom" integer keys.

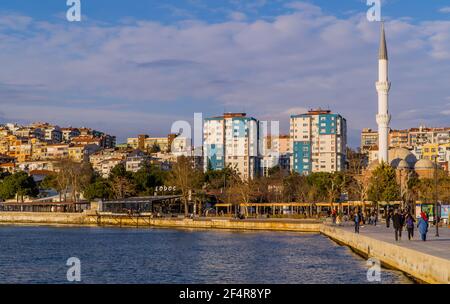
[
  {"left": 336, "top": 223, "right": 450, "bottom": 260},
  {"left": 320, "top": 223, "right": 450, "bottom": 284}
]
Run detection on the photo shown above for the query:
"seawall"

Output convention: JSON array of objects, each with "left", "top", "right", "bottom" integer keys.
[
  {"left": 320, "top": 225, "right": 450, "bottom": 284},
  {"left": 0, "top": 212, "right": 322, "bottom": 232}
]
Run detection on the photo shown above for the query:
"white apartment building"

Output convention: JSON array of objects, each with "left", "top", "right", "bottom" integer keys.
[
  {"left": 290, "top": 109, "right": 347, "bottom": 175},
  {"left": 203, "top": 113, "right": 262, "bottom": 180}
]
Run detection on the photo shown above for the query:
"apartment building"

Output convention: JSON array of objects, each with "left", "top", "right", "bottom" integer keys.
[
  {"left": 389, "top": 129, "right": 409, "bottom": 148},
  {"left": 290, "top": 109, "right": 347, "bottom": 175},
  {"left": 203, "top": 113, "right": 262, "bottom": 180},
  {"left": 127, "top": 135, "right": 171, "bottom": 152},
  {"left": 61, "top": 128, "right": 81, "bottom": 142},
  {"left": 360, "top": 128, "right": 378, "bottom": 154},
  {"left": 409, "top": 126, "right": 450, "bottom": 147}
]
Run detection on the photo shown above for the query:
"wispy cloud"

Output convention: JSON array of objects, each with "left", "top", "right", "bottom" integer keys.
[{"left": 438, "top": 7, "right": 450, "bottom": 14}]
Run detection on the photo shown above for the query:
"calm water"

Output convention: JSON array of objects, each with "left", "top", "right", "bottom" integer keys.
[{"left": 0, "top": 226, "right": 412, "bottom": 284}]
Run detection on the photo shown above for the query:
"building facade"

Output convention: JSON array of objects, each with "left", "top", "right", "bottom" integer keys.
[
  {"left": 361, "top": 128, "right": 378, "bottom": 154},
  {"left": 290, "top": 109, "right": 347, "bottom": 175},
  {"left": 203, "top": 113, "right": 262, "bottom": 180}
]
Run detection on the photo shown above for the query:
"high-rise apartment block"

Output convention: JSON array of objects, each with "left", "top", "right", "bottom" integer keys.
[
  {"left": 203, "top": 113, "right": 262, "bottom": 180},
  {"left": 290, "top": 109, "right": 347, "bottom": 175}
]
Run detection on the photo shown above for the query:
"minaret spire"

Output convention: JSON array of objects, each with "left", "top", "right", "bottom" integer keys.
[
  {"left": 379, "top": 21, "right": 388, "bottom": 60},
  {"left": 376, "top": 21, "right": 391, "bottom": 164}
]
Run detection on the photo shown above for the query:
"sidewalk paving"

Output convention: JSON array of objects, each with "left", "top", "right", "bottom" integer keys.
[{"left": 338, "top": 223, "right": 450, "bottom": 260}]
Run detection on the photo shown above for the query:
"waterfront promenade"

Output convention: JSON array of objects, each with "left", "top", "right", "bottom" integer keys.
[
  {"left": 321, "top": 223, "right": 450, "bottom": 284},
  {"left": 338, "top": 223, "right": 450, "bottom": 260}
]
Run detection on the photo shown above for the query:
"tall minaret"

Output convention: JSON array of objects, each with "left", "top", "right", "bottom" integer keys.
[{"left": 376, "top": 22, "right": 391, "bottom": 164}]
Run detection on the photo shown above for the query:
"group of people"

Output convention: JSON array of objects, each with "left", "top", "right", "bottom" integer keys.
[
  {"left": 386, "top": 209, "right": 429, "bottom": 241},
  {"left": 349, "top": 209, "right": 378, "bottom": 234},
  {"left": 331, "top": 206, "right": 431, "bottom": 242}
]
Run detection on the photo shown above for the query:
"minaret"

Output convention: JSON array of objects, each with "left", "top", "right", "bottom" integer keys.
[{"left": 376, "top": 22, "right": 391, "bottom": 164}]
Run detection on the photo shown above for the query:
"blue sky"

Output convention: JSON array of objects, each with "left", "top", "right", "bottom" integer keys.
[{"left": 0, "top": 0, "right": 449, "bottom": 146}]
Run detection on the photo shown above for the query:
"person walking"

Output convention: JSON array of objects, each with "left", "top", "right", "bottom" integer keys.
[
  {"left": 418, "top": 212, "right": 429, "bottom": 241},
  {"left": 354, "top": 211, "right": 360, "bottom": 234},
  {"left": 386, "top": 209, "right": 392, "bottom": 228},
  {"left": 331, "top": 209, "right": 337, "bottom": 225},
  {"left": 405, "top": 213, "right": 416, "bottom": 240},
  {"left": 392, "top": 209, "right": 403, "bottom": 241}
]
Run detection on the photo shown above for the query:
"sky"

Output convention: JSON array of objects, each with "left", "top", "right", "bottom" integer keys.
[{"left": 0, "top": 0, "right": 449, "bottom": 147}]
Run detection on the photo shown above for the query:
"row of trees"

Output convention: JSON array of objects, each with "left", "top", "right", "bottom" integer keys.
[{"left": 1, "top": 155, "right": 449, "bottom": 212}]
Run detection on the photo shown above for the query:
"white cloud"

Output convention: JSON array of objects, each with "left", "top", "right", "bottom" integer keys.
[
  {"left": 439, "top": 7, "right": 450, "bottom": 14},
  {"left": 0, "top": 3, "right": 449, "bottom": 145}
]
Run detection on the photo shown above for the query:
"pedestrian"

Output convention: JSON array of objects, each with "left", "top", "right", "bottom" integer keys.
[
  {"left": 405, "top": 213, "right": 416, "bottom": 240},
  {"left": 331, "top": 209, "right": 337, "bottom": 225},
  {"left": 392, "top": 209, "right": 403, "bottom": 241},
  {"left": 418, "top": 212, "right": 429, "bottom": 241},
  {"left": 373, "top": 211, "right": 378, "bottom": 226},
  {"left": 386, "top": 209, "right": 391, "bottom": 228},
  {"left": 354, "top": 211, "right": 360, "bottom": 234}
]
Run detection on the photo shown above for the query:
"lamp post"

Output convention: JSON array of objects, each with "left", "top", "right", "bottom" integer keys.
[{"left": 433, "top": 155, "right": 439, "bottom": 237}]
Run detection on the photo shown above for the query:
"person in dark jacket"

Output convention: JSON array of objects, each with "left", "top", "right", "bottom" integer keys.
[
  {"left": 392, "top": 209, "right": 403, "bottom": 241},
  {"left": 354, "top": 211, "right": 360, "bottom": 234},
  {"left": 386, "top": 209, "right": 392, "bottom": 228},
  {"left": 405, "top": 213, "right": 416, "bottom": 240}
]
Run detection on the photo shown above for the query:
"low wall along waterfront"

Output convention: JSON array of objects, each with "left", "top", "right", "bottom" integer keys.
[{"left": 0, "top": 212, "right": 448, "bottom": 284}]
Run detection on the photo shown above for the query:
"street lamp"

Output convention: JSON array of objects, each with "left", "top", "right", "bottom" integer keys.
[{"left": 433, "top": 155, "right": 439, "bottom": 237}]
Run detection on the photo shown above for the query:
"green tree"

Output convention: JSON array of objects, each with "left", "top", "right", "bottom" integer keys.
[
  {"left": 133, "top": 161, "right": 167, "bottom": 195},
  {"left": 0, "top": 170, "right": 11, "bottom": 181},
  {"left": 83, "top": 178, "right": 112, "bottom": 200},
  {"left": 367, "top": 163, "right": 400, "bottom": 205},
  {"left": 0, "top": 172, "right": 38, "bottom": 202}
]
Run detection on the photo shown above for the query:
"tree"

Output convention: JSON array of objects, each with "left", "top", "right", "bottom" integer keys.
[
  {"left": 133, "top": 161, "right": 166, "bottom": 195},
  {"left": 0, "top": 170, "right": 11, "bottom": 181},
  {"left": 169, "top": 156, "right": 203, "bottom": 216},
  {"left": 367, "top": 163, "right": 400, "bottom": 207},
  {"left": 149, "top": 143, "right": 161, "bottom": 153},
  {"left": 46, "top": 158, "right": 94, "bottom": 202},
  {"left": 109, "top": 163, "right": 135, "bottom": 199},
  {"left": 346, "top": 147, "right": 367, "bottom": 175},
  {"left": 0, "top": 175, "right": 17, "bottom": 200},
  {"left": 0, "top": 172, "right": 38, "bottom": 202},
  {"left": 83, "top": 178, "right": 112, "bottom": 200}
]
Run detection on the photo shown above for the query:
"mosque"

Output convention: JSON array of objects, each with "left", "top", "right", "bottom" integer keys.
[{"left": 366, "top": 23, "right": 436, "bottom": 180}]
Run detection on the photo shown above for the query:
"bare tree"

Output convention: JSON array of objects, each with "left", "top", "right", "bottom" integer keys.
[{"left": 169, "top": 156, "right": 202, "bottom": 216}]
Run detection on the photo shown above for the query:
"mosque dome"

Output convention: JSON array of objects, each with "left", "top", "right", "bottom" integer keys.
[
  {"left": 414, "top": 159, "right": 434, "bottom": 170},
  {"left": 388, "top": 147, "right": 416, "bottom": 169},
  {"left": 396, "top": 159, "right": 410, "bottom": 170}
]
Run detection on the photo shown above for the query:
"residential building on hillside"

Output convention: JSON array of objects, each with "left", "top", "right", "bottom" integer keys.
[{"left": 61, "top": 128, "right": 81, "bottom": 142}]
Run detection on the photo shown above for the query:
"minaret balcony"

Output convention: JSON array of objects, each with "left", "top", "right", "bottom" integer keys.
[
  {"left": 376, "top": 114, "right": 391, "bottom": 125},
  {"left": 376, "top": 81, "right": 391, "bottom": 92}
]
